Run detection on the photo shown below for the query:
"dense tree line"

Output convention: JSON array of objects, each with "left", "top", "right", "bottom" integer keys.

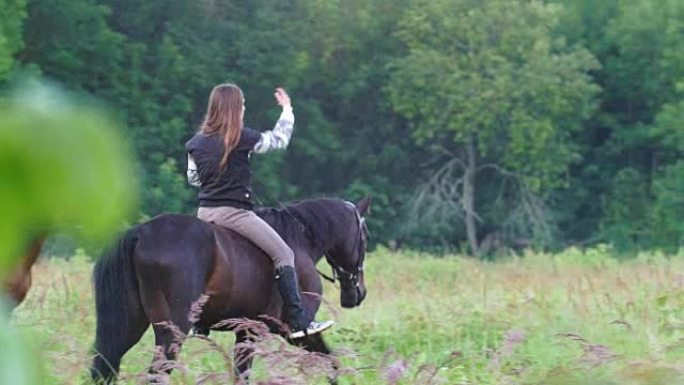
[{"left": 1, "top": 0, "right": 682, "bottom": 255}]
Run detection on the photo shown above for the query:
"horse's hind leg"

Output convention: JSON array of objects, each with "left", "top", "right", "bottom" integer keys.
[
  {"left": 137, "top": 273, "right": 198, "bottom": 382},
  {"left": 141, "top": 293, "right": 194, "bottom": 382}
]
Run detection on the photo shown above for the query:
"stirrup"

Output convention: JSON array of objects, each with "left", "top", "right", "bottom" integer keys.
[{"left": 289, "top": 320, "right": 334, "bottom": 339}]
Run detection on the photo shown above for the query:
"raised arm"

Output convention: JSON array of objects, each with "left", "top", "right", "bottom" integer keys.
[{"left": 253, "top": 87, "right": 295, "bottom": 154}]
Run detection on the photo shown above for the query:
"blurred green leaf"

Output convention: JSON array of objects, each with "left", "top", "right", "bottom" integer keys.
[{"left": 0, "top": 81, "right": 137, "bottom": 273}]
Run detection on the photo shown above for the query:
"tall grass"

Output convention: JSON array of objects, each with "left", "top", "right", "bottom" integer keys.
[{"left": 12, "top": 247, "right": 684, "bottom": 384}]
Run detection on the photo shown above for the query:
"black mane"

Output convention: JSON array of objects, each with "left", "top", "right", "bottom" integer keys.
[{"left": 254, "top": 198, "right": 353, "bottom": 255}]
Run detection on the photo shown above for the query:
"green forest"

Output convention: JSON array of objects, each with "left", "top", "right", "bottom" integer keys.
[{"left": 2, "top": 0, "right": 683, "bottom": 256}]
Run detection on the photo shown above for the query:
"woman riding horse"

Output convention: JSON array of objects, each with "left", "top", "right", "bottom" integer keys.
[{"left": 90, "top": 85, "right": 370, "bottom": 384}]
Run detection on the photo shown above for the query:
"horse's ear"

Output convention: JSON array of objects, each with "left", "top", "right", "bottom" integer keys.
[{"left": 355, "top": 195, "right": 372, "bottom": 216}]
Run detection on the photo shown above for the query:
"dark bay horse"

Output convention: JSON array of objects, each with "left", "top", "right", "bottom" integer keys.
[
  {"left": 90, "top": 197, "right": 370, "bottom": 383},
  {"left": 3, "top": 235, "right": 46, "bottom": 308}
]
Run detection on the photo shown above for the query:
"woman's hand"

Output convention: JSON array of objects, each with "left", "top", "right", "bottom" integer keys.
[{"left": 274, "top": 87, "right": 291, "bottom": 108}]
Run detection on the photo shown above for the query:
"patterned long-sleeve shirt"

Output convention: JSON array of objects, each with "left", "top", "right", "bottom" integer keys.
[{"left": 186, "top": 106, "right": 294, "bottom": 187}]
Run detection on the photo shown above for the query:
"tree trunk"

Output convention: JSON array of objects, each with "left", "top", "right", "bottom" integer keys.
[{"left": 463, "top": 134, "right": 479, "bottom": 257}]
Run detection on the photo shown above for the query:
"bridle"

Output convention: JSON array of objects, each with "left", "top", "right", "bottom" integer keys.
[
  {"left": 250, "top": 182, "right": 366, "bottom": 286},
  {"left": 319, "top": 203, "right": 366, "bottom": 288}
]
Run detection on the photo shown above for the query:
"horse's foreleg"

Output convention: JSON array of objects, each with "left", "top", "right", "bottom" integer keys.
[
  {"left": 295, "top": 332, "right": 331, "bottom": 354},
  {"left": 295, "top": 333, "right": 339, "bottom": 385},
  {"left": 292, "top": 258, "right": 339, "bottom": 383}
]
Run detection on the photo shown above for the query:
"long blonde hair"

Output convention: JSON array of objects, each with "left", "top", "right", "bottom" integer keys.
[{"left": 200, "top": 83, "right": 244, "bottom": 171}]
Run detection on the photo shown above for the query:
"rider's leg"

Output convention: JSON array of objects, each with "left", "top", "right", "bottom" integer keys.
[
  {"left": 274, "top": 264, "right": 332, "bottom": 338},
  {"left": 197, "top": 206, "right": 333, "bottom": 338}
]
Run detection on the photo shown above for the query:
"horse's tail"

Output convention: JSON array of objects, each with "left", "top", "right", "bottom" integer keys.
[{"left": 91, "top": 228, "right": 144, "bottom": 383}]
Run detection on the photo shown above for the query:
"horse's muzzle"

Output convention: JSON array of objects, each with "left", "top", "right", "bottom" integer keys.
[{"left": 340, "top": 285, "right": 366, "bottom": 308}]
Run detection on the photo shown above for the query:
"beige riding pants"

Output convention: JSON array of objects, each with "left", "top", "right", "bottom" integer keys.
[{"left": 197, "top": 206, "right": 295, "bottom": 269}]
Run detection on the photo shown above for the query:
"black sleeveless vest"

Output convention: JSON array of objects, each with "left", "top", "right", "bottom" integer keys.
[{"left": 185, "top": 127, "right": 261, "bottom": 210}]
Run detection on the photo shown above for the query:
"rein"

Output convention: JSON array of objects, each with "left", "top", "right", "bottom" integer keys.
[
  {"left": 316, "top": 268, "right": 337, "bottom": 283},
  {"left": 251, "top": 176, "right": 308, "bottom": 232}
]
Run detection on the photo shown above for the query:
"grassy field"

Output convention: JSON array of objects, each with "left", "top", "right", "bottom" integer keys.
[{"left": 11, "top": 247, "right": 684, "bottom": 384}]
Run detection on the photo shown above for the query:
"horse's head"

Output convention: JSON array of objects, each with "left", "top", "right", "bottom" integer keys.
[{"left": 325, "top": 196, "right": 371, "bottom": 308}]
